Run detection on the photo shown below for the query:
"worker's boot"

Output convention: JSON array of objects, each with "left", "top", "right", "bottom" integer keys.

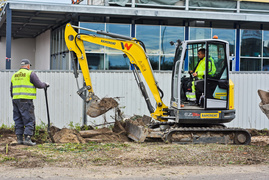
[
  {"left": 16, "top": 134, "right": 24, "bottom": 145},
  {"left": 23, "top": 135, "right": 36, "bottom": 146}
]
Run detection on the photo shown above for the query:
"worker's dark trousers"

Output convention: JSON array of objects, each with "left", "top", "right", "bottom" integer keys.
[{"left": 12, "top": 99, "right": 35, "bottom": 136}]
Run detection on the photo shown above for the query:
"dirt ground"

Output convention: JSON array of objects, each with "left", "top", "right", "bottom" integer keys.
[{"left": 0, "top": 124, "right": 269, "bottom": 179}]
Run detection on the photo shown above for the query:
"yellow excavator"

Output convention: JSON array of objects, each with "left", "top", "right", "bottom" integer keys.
[{"left": 64, "top": 23, "right": 251, "bottom": 145}]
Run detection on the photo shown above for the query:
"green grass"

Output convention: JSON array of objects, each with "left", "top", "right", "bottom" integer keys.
[
  {"left": 0, "top": 123, "right": 15, "bottom": 131},
  {"left": 67, "top": 121, "right": 81, "bottom": 131},
  {"left": 0, "top": 154, "right": 17, "bottom": 163}
]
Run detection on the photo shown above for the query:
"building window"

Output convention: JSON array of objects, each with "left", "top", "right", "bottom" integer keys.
[
  {"left": 189, "top": 27, "right": 211, "bottom": 40},
  {"left": 106, "top": 54, "right": 129, "bottom": 70},
  {"left": 85, "top": 53, "right": 104, "bottom": 70},
  {"left": 212, "top": 28, "right": 235, "bottom": 56},
  {"left": 51, "top": 22, "right": 183, "bottom": 71},
  {"left": 240, "top": 30, "right": 262, "bottom": 71},
  {"left": 80, "top": 22, "right": 131, "bottom": 70},
  {"left": 240, "top": 58, "right": 261, "bottom": 71},
  {"left": 263, "top": 31, "right": 269, "bottom": 71},
  {"left": 190, "top": 27, "right": 236, "bottom": 56},
  {"left": 136, "top": 24, "right": 184, "bottom": 70}
]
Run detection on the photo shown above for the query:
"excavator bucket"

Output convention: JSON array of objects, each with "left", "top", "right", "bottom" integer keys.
[
  {"left": 86, "top": 95, "right": 119, "bottom": 118},
  {"left": 125, "top": 115, "right": 152, "bottom": 142},
  {"left": 258, "top": 89, "right": 269, "bottom": 119}
]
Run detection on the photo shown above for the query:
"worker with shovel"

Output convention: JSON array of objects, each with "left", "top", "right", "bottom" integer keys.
[{"left": 10, "top": 59, "right": 49, "bottom": 146}]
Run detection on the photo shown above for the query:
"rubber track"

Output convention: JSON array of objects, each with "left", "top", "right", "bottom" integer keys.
[{"left": 163, "top": 126, "right": 251, "bottom": 145}]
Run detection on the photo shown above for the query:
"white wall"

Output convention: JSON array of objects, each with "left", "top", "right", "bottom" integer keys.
[
  {"left": 0, "top": 37, "right": 35, "bottom": 70},
  {"left": 0, "top": 37, "right": 5, "bottom": 69},
  {"left": 11, "top": 38, "right": 36, "bottom": 69},
  {"left": 0, "top": 30, "right": 50, "bottom": 70},
  {"left": 35, "top": 30, "right": 51, "bottom": 70}
]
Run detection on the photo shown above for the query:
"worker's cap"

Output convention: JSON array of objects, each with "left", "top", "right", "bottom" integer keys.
[{"left": 21, "top": 59, "right": 32, "bottom": 66}]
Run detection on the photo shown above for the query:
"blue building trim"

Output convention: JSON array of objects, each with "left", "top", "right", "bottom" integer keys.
[
  {"left": 184, "top": 25, "right": 189, "bottom": 71},
  {"left": 131, "top": 22, "right": 135, "bottom": 38},
  {"left": 235, "top": 28, "right": 240, "bottom": 71},
  {"left": 6, "top": 4, "right": 11, "bottom": 69},
  {"left": 185, "top": 25, "right": 189, "bottom": 41}
]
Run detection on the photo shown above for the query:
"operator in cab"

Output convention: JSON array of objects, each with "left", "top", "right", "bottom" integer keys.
[{"left": 186, "top": 48, "right": 216, "bottom": 105}]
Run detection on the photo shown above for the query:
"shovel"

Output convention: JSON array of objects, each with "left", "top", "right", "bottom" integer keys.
[{"left": 44, "top": 87, "right": 55, "bottom": 143}]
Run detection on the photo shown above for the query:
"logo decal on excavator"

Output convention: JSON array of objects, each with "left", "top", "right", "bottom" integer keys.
[
  {"left": 121, "top": 42, "right": 133, "bottom": 51},
  {"left": 201, "top": 113, "right": 219, "bottom": 118},
  {"left": 101, "top": 40, "right": 116, "bottom": 45}
]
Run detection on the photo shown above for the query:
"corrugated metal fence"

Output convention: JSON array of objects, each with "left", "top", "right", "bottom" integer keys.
[{"left": 1, "top": 70, "right": 269, "bottom": 129}]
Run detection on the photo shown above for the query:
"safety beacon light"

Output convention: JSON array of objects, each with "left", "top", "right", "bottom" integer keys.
[{"left": 213, "top": 35, "right": 218, "bottom": 39}]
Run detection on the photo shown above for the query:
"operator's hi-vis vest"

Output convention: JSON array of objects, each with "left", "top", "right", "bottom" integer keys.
[
  {"left": 186, "top": 57, "right": 216, "bottom": 101},
  {"left": 11, "top": 69, "right": 36, "bottom": 99},
  {"left": 195, "top": 57, "right": 216, "bottom": 79}
]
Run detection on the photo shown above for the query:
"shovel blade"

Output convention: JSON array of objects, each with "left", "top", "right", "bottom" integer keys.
[{"left": 86, "top": 95, "right": 118, "bottom": 118}]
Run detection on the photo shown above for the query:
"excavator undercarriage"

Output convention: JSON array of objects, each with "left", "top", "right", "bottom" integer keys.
[{"left": 126, "top": 118, "right": 251, "bottom": 145}]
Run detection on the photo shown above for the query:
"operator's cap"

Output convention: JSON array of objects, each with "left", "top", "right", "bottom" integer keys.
[{"left": 21, "top": 59, "right": 32, "bottom": 66}]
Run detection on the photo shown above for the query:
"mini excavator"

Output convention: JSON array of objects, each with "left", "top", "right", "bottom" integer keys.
[{"left": 65, "top": 23, "right": 251, "bottom": 145}]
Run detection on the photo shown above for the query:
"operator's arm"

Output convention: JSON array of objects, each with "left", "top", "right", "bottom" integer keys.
[
  {"left": 194, "top": 59, "right": 205, "bottom": 79},
  {"left": 30, "top": 72, "right": 47, "bottom": 89}
]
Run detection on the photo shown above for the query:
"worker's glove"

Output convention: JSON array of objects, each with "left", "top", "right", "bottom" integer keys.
[{"left": 45, "top": 82, "right": 50, "bottom": 88}]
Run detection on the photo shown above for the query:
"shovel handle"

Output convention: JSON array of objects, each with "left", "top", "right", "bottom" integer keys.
[{"left": 44, "top": 88, "right": 55, "bottom": 143}]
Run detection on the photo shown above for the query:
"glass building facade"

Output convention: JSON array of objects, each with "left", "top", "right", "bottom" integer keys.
[{"left": 50, "top": 22, "right": 269, "bottom": 72}]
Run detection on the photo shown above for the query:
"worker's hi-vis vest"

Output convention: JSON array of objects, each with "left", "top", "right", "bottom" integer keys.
[{"left": 11, "top": 69, "right": 36, "bottom": 99}]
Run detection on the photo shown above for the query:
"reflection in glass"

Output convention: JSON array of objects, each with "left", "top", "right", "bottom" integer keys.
[
  {"left": 240, "top": 58, "right": 261, "bottom": 71},
  {"left": 161, "top": 55, "right": 174, "bottom": 70},
  {"left": 161, "top": 26, "right": 184, "bottom": 54},
  {"left": 241, "top": 30, "right": 262, "bottom": 57},
  {"left": 189, "top": 27, "right": 211, "bottom": 40},
  {"left": 263, "top": 31, "right": 269, "bottom": 57},
  {"left": 106, "top": 54, "right": 129, "bottom": 70},
  {"left": 106, "top": 24, "right": 131, "bottom": 53},
  {"left": 136, "top": 25, "right": 160, "bottom": 54},
  {"left": 79, "top": 22, "right": 105, "bottom": 52},
  {"left": 212, "top": 28, "right": 235, "bottom": 55},
  {"left": 86, "top": 53, "right": 104, "bottom": 70},
  {"left": 148, "top": 55, "right": 159, "bottom": 70},
  {"left": 208, "top": 43, "right": 227, "bottom": 79},
  {"left": 263, "top": 59, "right": 269, "bottom": 71},
  {"left": 106, "top": 24, "right": 131, "bottom": 36}
]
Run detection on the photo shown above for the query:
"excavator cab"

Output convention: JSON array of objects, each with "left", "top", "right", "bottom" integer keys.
[{"left": 170, "top": 39, "right": 235, "bottom": 124}]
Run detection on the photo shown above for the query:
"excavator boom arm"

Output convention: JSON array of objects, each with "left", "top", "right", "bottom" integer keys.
[{"left": 65, "top": 23, "right": 168, "bottom": 120}]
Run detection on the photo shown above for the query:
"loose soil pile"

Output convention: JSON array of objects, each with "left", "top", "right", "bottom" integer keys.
[{"left": 48, "top": 120, "right": 129, "bottom": 144}]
